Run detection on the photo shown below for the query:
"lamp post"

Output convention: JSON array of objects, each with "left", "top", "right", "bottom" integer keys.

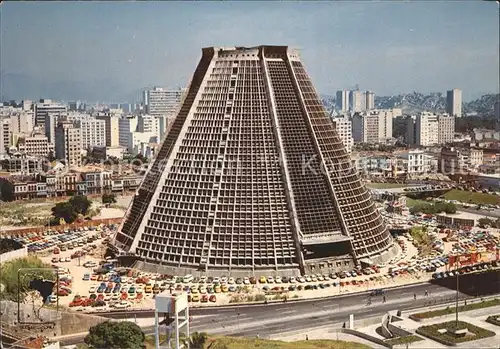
[{"left": 455, "top": 257, "right": 459, "bottom": 328}]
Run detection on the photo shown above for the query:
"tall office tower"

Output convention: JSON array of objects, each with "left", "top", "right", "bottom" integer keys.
[
  {"left": 34, "top": 99, "right": 67, "bottom": 126},
  {"left": 79, "top": 117, "right": 106, "bottom": 150},
  {"left": 336, "top": 90, "right": 350, "bottom": 112},
  {"left": 446, "top": 89, "right": 462, "bottom": 118},
  {"left": 350, "top": 90, "right": 363, "bottom": 112},
  {"left": 494, "top": 100, "right": 500, "bottom": 120},
  {"left": 55, "top": 121, "right": 82, "bottom": 167},
  {"left": 143, "top": 87, "right": 183, "bottom": 120},
  {"left": 96, "top": 114, "right": 120, "bottom": 147},
  {"left": 365, "top": 91, "right": 375, "bottom": 110},
  {"left": 437, "top": 114, "right": 455, "bottom": 144},
  {"left": 113, "top": 46, "right": 396, "bottom": 275},
  {"left": 0, "top": 118, "right": 12, "bottom": 154},
  {"left": 331, "top": 115, "right": 353, "bottom": 153}
]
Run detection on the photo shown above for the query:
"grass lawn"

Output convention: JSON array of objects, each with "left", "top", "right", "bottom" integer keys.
[
  {"left": 442, "top": 189, "right": 500, "bottom": 205},
  {"left": 416, "top": 320, "right": 495, "bottom": 345},
  {"left": 366, "top": 183, "right": 408, "bottom": 189},
  {"left": 144, "top": 335, "right": 371, "bottom": 349},
  {"left": 410, "top": 298, "right": 500, "bottom": 320},
  {"left": 404, "top": 197, "right": 430, "bottom": 208}
]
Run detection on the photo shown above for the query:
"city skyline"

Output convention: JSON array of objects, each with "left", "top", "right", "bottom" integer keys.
[{"left": 1, "top": 1, "right": 499, "bottom": 102}]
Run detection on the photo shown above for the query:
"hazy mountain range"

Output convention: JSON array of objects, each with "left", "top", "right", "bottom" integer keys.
[{"left": 321, "top": 92, "right": 499, "bottom": 116}]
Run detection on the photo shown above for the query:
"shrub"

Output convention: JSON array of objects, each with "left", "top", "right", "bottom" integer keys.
[{"left": 486, "top": 315, "right": 500, "bottom": 327}]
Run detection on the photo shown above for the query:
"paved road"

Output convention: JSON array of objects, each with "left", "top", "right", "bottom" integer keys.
[
  {"left": 59, "top": 282, "right": 468, "bottom": 346},
  {"left": 459, "top": 207, "right": 500, "bottom": 219}
]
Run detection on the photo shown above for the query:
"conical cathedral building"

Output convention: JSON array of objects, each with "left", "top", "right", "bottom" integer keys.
[{"left": 113, "top": 46, "right": 397, "bottom": 276}]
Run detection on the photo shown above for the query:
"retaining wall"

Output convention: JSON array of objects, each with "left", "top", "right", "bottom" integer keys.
[{"left": 0, "top": 246, "right": 27, "bottom": 264}]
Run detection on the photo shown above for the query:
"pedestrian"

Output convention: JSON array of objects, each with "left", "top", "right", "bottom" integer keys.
[
  {"left": 306, "top": 335, "right": 309, "bottom": 341},
  {"left": 383, "top": 295, "right": 386, "bottom": 303},
  {"left": 413, "top": 293, "right": 417, "bottom": 300},
  {"left": 425, "top": 289, "right": 428, "bottom": 297}
]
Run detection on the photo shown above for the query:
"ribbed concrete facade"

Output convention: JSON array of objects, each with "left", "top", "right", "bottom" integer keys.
[{"left": 113, "top": 46, "right": 396, "bottom": 276}]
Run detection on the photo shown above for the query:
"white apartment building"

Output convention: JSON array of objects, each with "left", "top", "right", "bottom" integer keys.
[
  {"left": 78, "top": 117, "right": 106, "bottom": 150},
  {"left": 10, "top": 111, "right": 34, "bottom": 135},
  {"left": 336, "top": 90, "right": 350, "bottom": 112},
  {"left": 352, "top": 110, "right": 392, "bottom": 144},
  {"left": 34, "top": 99, "right": 67, "bottom": 126},
  {"left": 55, "top": 121, "right": 82, "bottom": 167},
  {"left": 127, "top": 132, "right": 157, "bottom": 155},
  {"left": 414, "top": 112, "right": 455, "bottom": 146},
  {"left": 415, "top": 112, "right": 439, "bottom": 146},
  {"left": 446, "top": 89, "right": 462, "bottom": 118},
  {"left": 331, "top": 115, "right": 353, "bottom": 153},
  {"left": 143, "top": 87, "right": 183, "bottom": 120},
  {"left": 17, "top": 134, "right": 53, "bottom": 157},
  {"left": 119, "top": 116, "right": 138, "bottom": 148}
]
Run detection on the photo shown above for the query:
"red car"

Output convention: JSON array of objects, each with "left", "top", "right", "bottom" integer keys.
[{"left": 209, "top": 295, "right": 217, "bottom": 302}]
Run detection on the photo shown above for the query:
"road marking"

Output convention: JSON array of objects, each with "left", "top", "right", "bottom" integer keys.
[{"left": 281, "top": 309, "right": 297, "bottom": 315}]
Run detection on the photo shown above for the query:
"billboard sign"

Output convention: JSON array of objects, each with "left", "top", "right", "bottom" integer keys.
[{"left": 448, "top": 253, "right": 478, "bottom": 267}]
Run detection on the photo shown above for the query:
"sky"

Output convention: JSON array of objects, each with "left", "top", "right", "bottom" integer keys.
[{"left": 1, "top": 1, "right": 499, "bottom": 102}]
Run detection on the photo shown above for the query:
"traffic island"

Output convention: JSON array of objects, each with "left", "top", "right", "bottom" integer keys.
[
  {"left": 409, "top": 298, "right": 500, "bottom": 321},
  {"left": 486, "top": 315, "right": 500, "bottom": 327},
  {"left": 416, "top": 320, "right": 495, "bottom": 346}
]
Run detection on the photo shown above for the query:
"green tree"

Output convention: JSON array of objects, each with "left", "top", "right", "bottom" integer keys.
[
  {"left": 102, "top": 193, "right": 117, "bottom": 205},
  {"left": 478, "top": 218, "right": 494, "bottom": 228},
  {"left": 84, "top": 321, "right": 145, "bottom": 349},
  {"left": 69, "top": 195, "right": 92, "bottom": 215},
  {"left": 0, "top": 256, "right": 54, "bottom": 301},
  {"left": 52, "top": 201, "right": 78, "bottom": 223}
]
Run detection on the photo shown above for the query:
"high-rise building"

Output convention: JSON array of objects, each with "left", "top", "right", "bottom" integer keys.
[
  {"left": 437, "top": 114, "right": 455, "bottom": 144},
  {"left": 112, "top": 46, "right": 396, "bottom": 275},
  {"left": 331, "top": 115, "right": 353, "bottom": 153},
  {"left": 143, "top": 87, "right": 183, "bottom": 120},
  {"left": 0, "top": 118, "right": 12, "bottom": 154},
  {"left": 96, "top": 113, "right": 120, "bottom": 147},
  {"left": 446, "top": 89, "right": 462, "bottom": 118},
  {"left": 352, "top": 110, "right": 393, "bottom": 144},
  {"left": 349, "top": 90, "right": 363, "bottom": 112},
  {"left": 415, "top": 112, "right": 439, "bottom": 146},
  {"left": 494, "top": 100, "right": 500, "bottom": 120},
  {"left": 78, "top": 117, "right": 106, "bottom": 150},
  {"left": 34, "top": 99, "right": 67, "bottom": 126},
  {"left": 336, "top": 90, "right": 350, "bottom": 112},
  {"left": 55, "top": 121, "right": 82, "bottom": 167},
  {"left": 365, "top": 91, "right": 375, "bottom": 110},
  {"left": 118, "top": 116, "right": 138, "bottom": 149},
  {"left": 10, "top": 111, "right": 33, "bottom": 135}
]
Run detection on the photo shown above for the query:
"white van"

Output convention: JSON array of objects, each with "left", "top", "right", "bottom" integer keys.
[{"left": 183, "top": 274, "right": 194, "bottom": 283}]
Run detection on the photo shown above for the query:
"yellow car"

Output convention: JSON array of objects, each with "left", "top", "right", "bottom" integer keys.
[
  {"left": 259, "top": 276, "right": 267, "bottom": 283},
  {"left": 221, "top": 285, "right": 228, "bottom": 293},
  {"left": 214, "top": 285, "right": 221, "bottom": 293},
  {"left": 145, "top": 285, "right": 153, "bottom": 294},
  {"left": 191, "top": 294, "right": 200, "bottom": 302}
]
